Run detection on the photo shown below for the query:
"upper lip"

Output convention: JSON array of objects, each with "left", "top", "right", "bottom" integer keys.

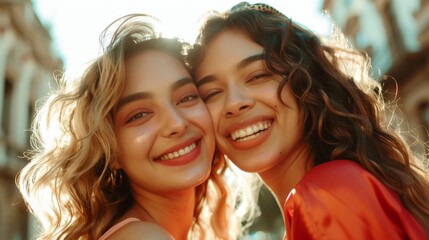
[
  {"left": 155, "top": 136, "right": 200, "bottom": 159},
  {"left": 223, "top": 116, "right": 273, "bottom": 137}
]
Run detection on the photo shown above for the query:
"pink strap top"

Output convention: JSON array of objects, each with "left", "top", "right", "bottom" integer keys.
[{"left": 99, "top": 218, "right": 142, "bottom": 240}]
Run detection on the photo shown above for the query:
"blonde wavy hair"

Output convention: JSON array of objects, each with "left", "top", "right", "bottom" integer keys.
[
  {"left": 189, "top": 3, "right": 429, "bottom": 236},
  {"left": 17, "top": 14, "right": 243, "bottom": 240}
]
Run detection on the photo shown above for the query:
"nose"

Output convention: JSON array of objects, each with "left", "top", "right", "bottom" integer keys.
[
  {"left": 162, "top": 105, "right": 188, "bottom": 137},
  {"left": 223, "top": 87, "right": 254, "bottom": 117}
]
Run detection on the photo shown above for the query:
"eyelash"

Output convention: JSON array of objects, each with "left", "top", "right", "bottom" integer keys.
[
  {"left": 203, "top": 91, "right": 221, "bottom": 102},
  {"left": 126, "top": 94, "right": 199, "bottom": 123},
  {"left": 126, "top": 111, "right": 150, "bottom": 123},
  {"left": 202, "top": 73, "right": 272, "bottom": 102},
  {"left": 178, "top": 94, "right": 199, "bottom": 104},
  {"left": 247, "top": 73, "right": 272, "bottom": 83}
]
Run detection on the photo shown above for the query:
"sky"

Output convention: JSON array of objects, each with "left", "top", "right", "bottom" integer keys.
[{"left": 32, "top": 0, "right": 331, "bottom": 76}]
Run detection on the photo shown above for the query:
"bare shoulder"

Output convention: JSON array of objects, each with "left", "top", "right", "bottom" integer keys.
[{"left": 106, "top": 221, "right": 174, "bottom": 240}]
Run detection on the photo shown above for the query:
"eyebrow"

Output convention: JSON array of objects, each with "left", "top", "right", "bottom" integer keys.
[
  {"left": 115, "top": 77, "right": 193, "bottom": 112},
  {"left": 115, "top": 92, "right": 152, "bottom": 112},
  {"left": 196, "top": 53, "right": 265, "bottom": 88},
  {"left": 171, "top": 77, "right": 193, "bottom": 92},
  {"left": 236, "top": 53, "right": 265, "bottom": 70}
]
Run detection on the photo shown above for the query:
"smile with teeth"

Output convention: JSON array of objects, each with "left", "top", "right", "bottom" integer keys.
[
  {"left": 230, "top": 121, "right": 272, "bottom": 142},
  {"left": 159, "top": 142, "right": 197, "bottom": 160}
]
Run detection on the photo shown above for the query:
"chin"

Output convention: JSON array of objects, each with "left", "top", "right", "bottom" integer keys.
[
  {"left": 235, "top": 163, "right": 265, "bottom": 173},
  {"left": 181, "top": 164, "right": 212, "bottom": 188},
  {"left": 231, "top": 155, "right": 277, "bottom": 173}
]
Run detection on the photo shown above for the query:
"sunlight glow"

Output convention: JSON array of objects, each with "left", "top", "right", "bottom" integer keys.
[{"left": 32, "top": 0, "right": 331, "bottom": 76}]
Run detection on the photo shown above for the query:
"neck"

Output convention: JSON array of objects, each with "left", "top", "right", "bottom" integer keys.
[
  {"left": 258, "top": 148, "right": 313, "bottom": 208},
  {"left": 130, "top": 187, "right": 196, "bottom": 240}
]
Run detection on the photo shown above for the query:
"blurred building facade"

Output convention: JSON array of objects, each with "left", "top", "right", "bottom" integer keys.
[
  {"left": 0, "top": 0, "right": 62, "bottom": 239},
  {"left": 323, "top": 0, "right": 429, "bottom": 145}
]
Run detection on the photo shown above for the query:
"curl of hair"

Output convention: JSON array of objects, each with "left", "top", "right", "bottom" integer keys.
[
  {"left": 189, "top": 9, "right": 429, "bottom": 235},
  {"left": 18, "top": 14, "right": 239, "bottom": 239}
]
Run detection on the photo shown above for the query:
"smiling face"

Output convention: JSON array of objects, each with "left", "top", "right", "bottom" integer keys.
[
  {"left": 194, "top": 29, "right": 304, "bottom": 173},
  {"left": 114, "top": 50, "right": 215, "bottom": 193}
]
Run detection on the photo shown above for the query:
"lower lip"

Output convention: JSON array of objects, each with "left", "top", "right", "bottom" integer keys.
[
  {"left": 229, "top": 123, "right": 272, "bottom": 150},
  {"left": 155, "top": 140, "right": 202, "bottom": 166}
]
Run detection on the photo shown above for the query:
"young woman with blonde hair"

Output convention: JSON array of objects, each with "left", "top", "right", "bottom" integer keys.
[{"left": 17, "top": 14, "right": 245, "bottom": 240}]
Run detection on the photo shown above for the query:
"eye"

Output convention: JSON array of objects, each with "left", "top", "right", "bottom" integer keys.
[
  {"left": 178, "top": 94, "right": 199, "bottom": 104},
  {"left": 126, "top": 111, "right": 150, "bottom": 123},
  {"left": 247, "top": 72, "right": 272, "bottom": 84},
  {"left": 202, "top": 90, "right": 222, "bottom": 102}
]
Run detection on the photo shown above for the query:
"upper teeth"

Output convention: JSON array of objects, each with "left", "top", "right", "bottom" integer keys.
[
  {"left": 230, "top": 121, "right": 272, "bottom": 141},
  {"left": 160, "top": 143, "right": 196, "bottom": 160}
]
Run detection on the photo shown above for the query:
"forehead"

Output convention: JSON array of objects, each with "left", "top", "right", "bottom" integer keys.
[
  {"left": 196, "top": 29, "right": 264, "bottom": 77},
  {"left": 124, "top": 50, "right": 189, "bottom": 92}
]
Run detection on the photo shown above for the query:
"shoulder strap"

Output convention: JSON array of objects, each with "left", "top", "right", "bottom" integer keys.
[{"left": 99, "top": 218, "right": 141, "bottom": 240}]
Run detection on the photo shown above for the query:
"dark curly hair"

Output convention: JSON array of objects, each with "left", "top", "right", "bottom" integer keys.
[{"left": 188, "top": 5, "right": 429, "bottom": 235}]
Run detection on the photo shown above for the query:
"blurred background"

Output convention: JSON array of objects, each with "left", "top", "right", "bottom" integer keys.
[{"left": 0, "top": 0, "right": 428, "bottom": 239}]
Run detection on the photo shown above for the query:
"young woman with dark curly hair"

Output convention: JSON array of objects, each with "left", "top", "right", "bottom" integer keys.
[{"left": 189, "top": 2, "right": 429, "bottom": 239}]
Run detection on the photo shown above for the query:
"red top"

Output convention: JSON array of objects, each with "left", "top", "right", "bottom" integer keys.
[{"left": 283, "top": 160, "right": 427, "bottom": 240}]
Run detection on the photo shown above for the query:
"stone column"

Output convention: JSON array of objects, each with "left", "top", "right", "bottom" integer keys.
[
  {"left": 9, "top": 57, "right": 35, "bottom": 152},
  {"left": 0, "top": 16, "right": 14, "bottom": 167}
]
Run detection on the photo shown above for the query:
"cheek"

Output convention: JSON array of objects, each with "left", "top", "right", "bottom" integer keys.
[
  {"left": 204, "top": 103, "right": 223, "bottom": 129},
  {"left": 188, "top": 106, "right": 216, "bottom": 149},
  {"left": 189, "top": 107, "right": 213, "bottom": 132},
  {"left": 116, "top": 126, "right": 155, "bottom": 157},
  {"left": 260, "top": 81, "right": 280, "bottom": 96},
  {"left": 279, "top": 83, "right": 298, "bottom": 106}
]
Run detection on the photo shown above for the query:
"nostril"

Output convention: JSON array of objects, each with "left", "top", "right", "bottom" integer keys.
[
  {"left": 225, "top": 104, "right": 250, "bottom": 117},
  {"left": 239, "top": 105, "right": 249, "bottom": 111}
]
